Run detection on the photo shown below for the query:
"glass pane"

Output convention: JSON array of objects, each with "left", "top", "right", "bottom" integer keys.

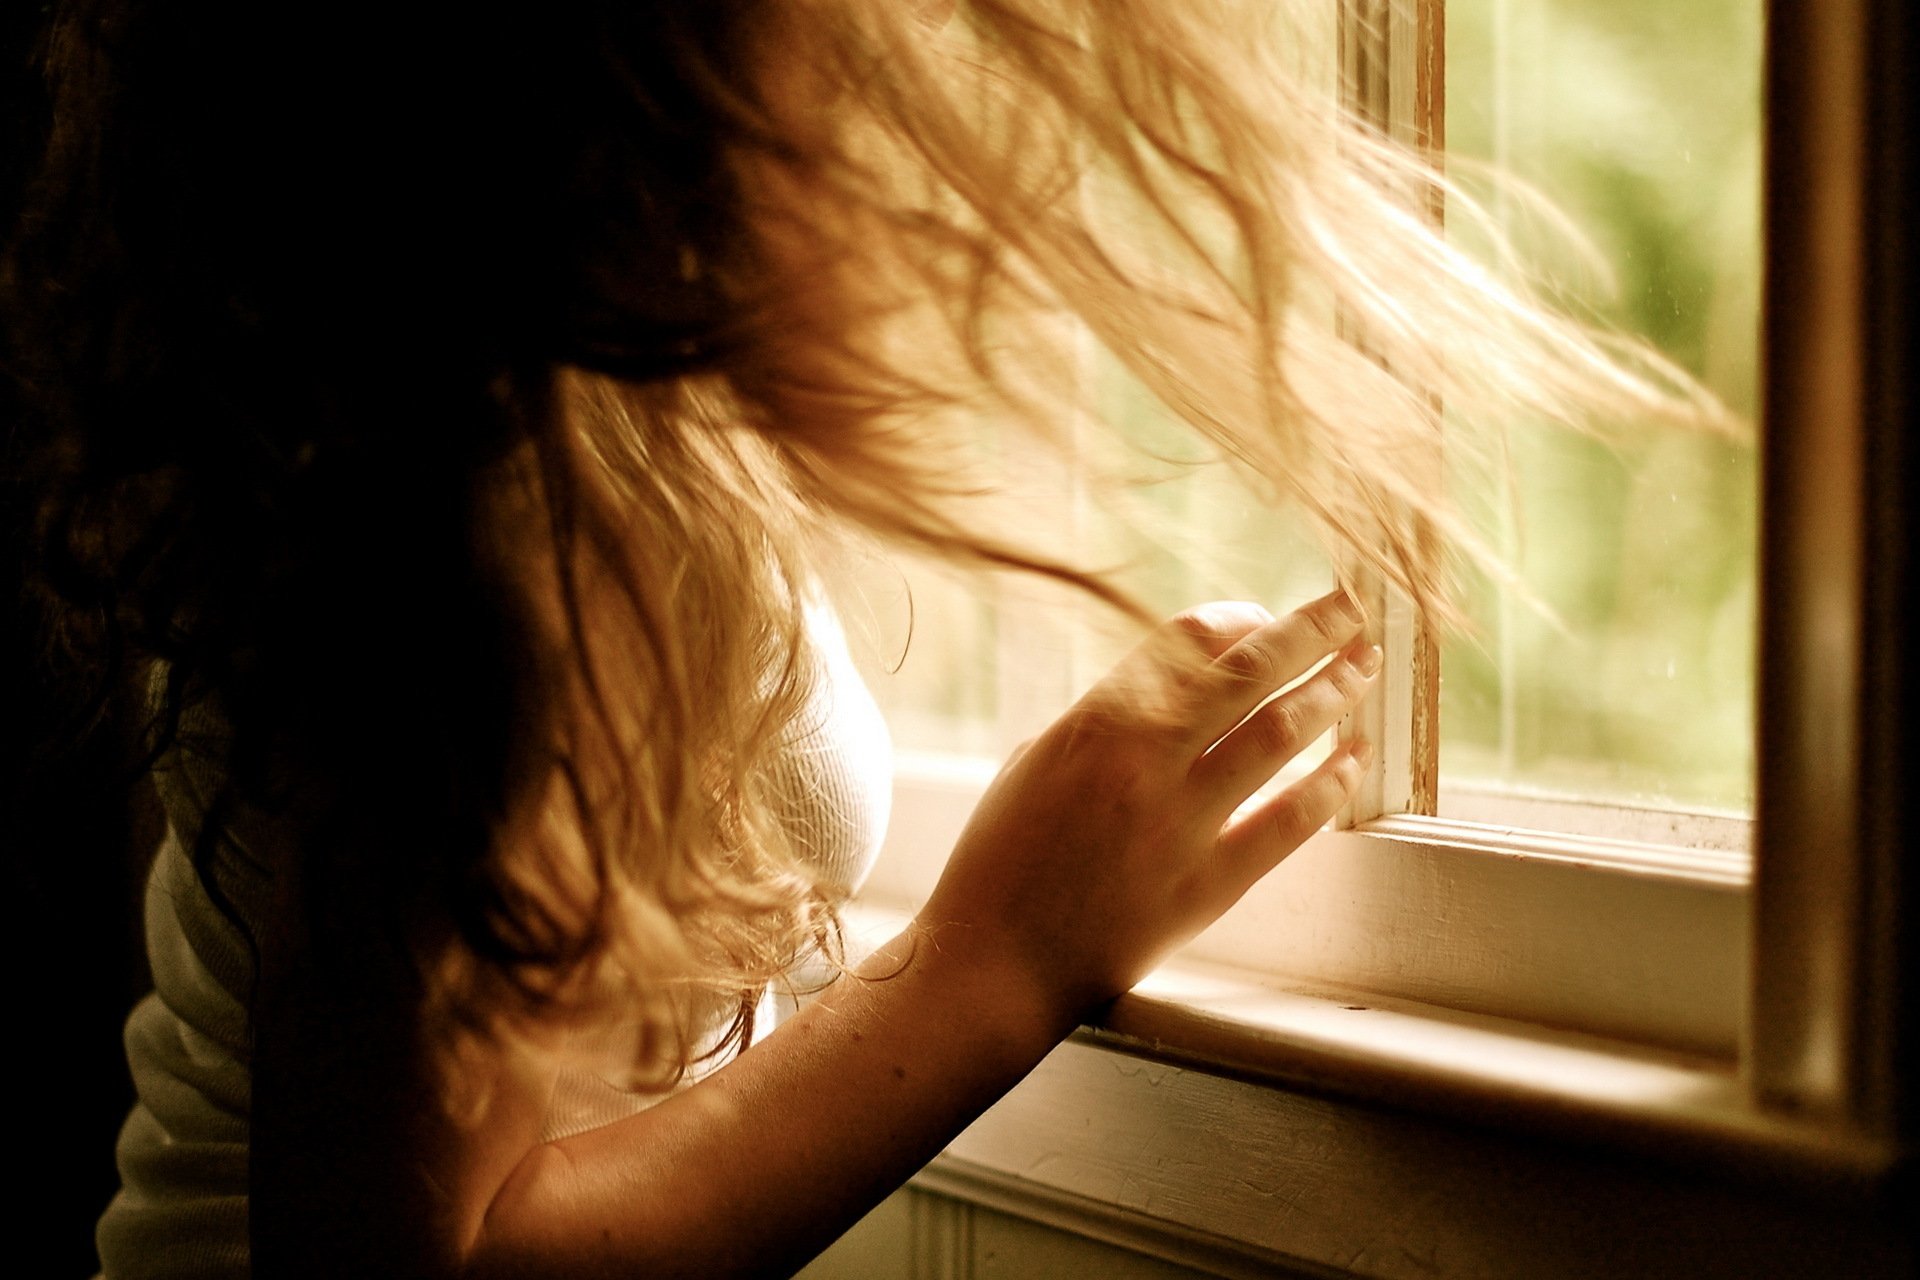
[
  {"left": 846, "top": 366, "right": 1335, "bottom": 762},
  {"left": 1072, "top": 348, "right": 1337, "bottom": 718},
  {"left": 850, "top": 4, "right": 1338, "bottom": 763},
  {"left": 840, "top": 553, "right": 1005, "bottom": 757},
  {"left": 1440, "top": 0, "right": 1762, "bottom": 814}
]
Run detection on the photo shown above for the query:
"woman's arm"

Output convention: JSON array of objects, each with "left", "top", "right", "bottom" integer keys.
[
  {"left": 481, "top": 920, "right": 1076, "bottom": 1278},
  {"left": 253, "top": 592, "right": 1377, "bottom": 1279}
]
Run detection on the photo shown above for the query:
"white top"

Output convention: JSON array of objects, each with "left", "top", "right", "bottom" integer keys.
[{"left": 95, "top": 606, "right": 893, "bottom": 1278}]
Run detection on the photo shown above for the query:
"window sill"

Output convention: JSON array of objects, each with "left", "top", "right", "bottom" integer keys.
[
  {"left": 846, "top": 902, "right": 1888, "bottom": 1197},
  {"left": 849, "top": 898, "right": 1908, "bottom": 1275},
  {"left": 1088, "top": 973, "right": 1891, "bottom": 1192},
  {"left": 869, "top": 752, "right": 1748, "bottom": 1058},
  {"left": 850, "top": 746, "right": 1902, "bottom": 1274}
]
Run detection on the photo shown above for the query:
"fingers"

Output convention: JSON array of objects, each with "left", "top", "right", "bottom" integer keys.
[
  {"left": 1185, "top": 587, "right": 1366, "bottom": 748},
  {"left": 1084, "top": 601, "right": 1275, "bottom": 712},
  {"left": 1189, "top": 636, "right": 1381, "bottom": 818},
  {"left": 1214, "top": 738, "right": 1373, "bottom": 888},
  {"left": 1169, "top": 601, "right": 1279, "bottom": 660},
  {"left": 1133, "top": 601, "right": 1279, "bottom": 678},
  {"left": 1074, "top": 591, "right": 1366, "bottom": 757}
]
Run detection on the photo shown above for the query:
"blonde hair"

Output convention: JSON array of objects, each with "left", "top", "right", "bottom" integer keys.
[{"left": 425, "top": 0, "right": 1731, "bottom": 1091}]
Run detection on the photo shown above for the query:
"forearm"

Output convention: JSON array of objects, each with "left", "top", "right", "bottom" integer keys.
[{"left": 472, "top": 920, "right": 1074, "bottom": 1279}]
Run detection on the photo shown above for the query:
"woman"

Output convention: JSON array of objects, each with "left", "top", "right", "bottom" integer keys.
[{"left": 1, "top": 0, "right": 1711, "bottom": 1275}]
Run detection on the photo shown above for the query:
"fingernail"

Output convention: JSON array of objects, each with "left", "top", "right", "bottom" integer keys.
[
  {"left": 1352, "top": 739, "right": 1376, "bottom": 769},
  {"left": 1357, "top": 643, "right": 1383, "bottom": 676}
]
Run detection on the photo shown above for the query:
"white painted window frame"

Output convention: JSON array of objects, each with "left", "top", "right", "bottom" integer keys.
[{"left": 840, "top": 2, "right": 1912, "bottom": 1271}]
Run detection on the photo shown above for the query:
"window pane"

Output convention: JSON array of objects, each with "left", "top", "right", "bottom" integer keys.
[
  {"left": 842, "top": 555, "right": 1005, "bottom": 757},
  {"left": 851, "top": 4, "right": 1339, "bottom": 763},
  {"left": 849, "top": 374, "right": 1335, "bottom": 761},
  {"left": 1440, "top": 0, "right": 1762, "bottom": 814}
]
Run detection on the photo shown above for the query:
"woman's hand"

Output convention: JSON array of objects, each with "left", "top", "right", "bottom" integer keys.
[{"left": 919, "top": 589, "right": 1380, "bottom": 1024}]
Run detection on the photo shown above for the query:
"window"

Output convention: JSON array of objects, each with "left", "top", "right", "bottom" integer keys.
[
  {"left": 826, "top": 0, "right": 1912, "bottom": 1269},
  {"left": 1439, "top": 0, "right": 1760, "bottom": 823},
  {"left": 844, "top": 0, "right": 1753, "bottom": 1054}
]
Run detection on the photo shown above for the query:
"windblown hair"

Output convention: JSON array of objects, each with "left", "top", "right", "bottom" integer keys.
[{"left": 1, "top": 0, "right": 1715, "bottom": 1090}]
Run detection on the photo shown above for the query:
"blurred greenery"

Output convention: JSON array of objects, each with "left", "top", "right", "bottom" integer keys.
[{"left": 1441, "top": 0, "right": 1761, "bottom": 811}]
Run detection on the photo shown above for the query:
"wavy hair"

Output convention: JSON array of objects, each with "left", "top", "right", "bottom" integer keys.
[{"left": 2, "top": 0, "right": 1718, "bottom": 1091}]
